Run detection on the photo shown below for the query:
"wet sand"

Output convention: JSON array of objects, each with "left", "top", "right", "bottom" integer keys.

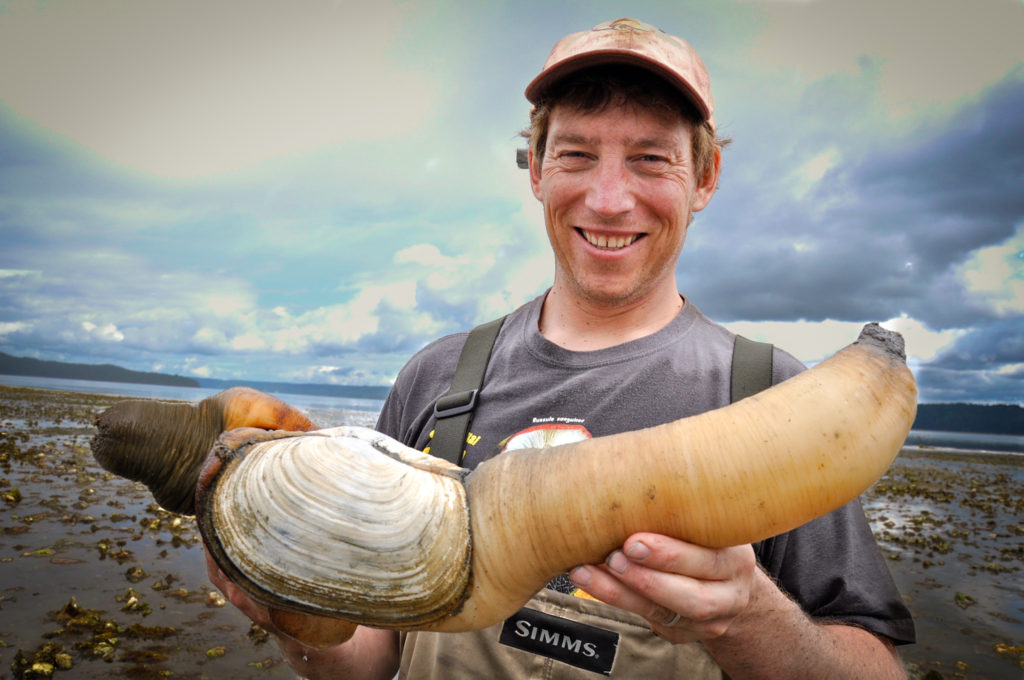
[
  {"left": 0, "top": 385, "right": 1021, "bottom": 679},
  {"left": 863, "top": 447, "right": 1023, "bottom": 678}
]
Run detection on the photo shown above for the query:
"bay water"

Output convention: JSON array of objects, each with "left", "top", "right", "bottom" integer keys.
[{"left": 2, "top": 374, "right": 1021, "bottom": 453}]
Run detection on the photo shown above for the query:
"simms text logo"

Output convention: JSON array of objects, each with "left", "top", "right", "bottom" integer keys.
[
  {"left": 513, "top": 619, "right": 599, "bottom": 658},
  {"left": 499, "top": 607, "right": 619, "bottom": 675}
]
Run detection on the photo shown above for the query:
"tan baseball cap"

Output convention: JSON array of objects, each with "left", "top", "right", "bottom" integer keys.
[{"left": 525, "top": 18, "right": 715, "bottom": 130}]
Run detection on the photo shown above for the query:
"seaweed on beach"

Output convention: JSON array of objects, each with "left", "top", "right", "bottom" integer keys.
[{"left": 0, "top": 385, "right": 290, "bottom": 678}]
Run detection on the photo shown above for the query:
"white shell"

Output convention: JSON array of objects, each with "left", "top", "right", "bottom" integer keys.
[{"left": 208, "top": 426, "right": 471, "bottom": 626}]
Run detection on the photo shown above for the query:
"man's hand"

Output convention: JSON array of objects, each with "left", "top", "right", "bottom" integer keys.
[
  {"left": 568, "top": 532, "right": 756, "bottom": 643},
  {"left": 205, "top": 547, "right": 400, "bottom": 680},
  {"left": 569, "top": 533, "right": 905, "bottom": 679},
  {"left": 205, "top": 547, "right": 277, "bottom": 631}
]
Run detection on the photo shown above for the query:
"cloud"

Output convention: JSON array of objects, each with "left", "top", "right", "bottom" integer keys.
[
  {"left": 928, "top": 318, "right": 1024, "bottom": 372},
  {"left": 957, "top": 224, "right": 1024, "bottom": 316},
  {"left": 724, "top": 314, "right": 963, "bottom": 366},
  {"left": 0, "top": 210, "right": 549, "bottom": 383},
  {"left": 750, "top": 0, "right": 1024, "bottom": 115},
  {"left": 0, "top": 0, "right": 440, "bottom": 180},
  {"left": 0, "top": 321, "right": 32, "bottom": 336},
  {"left": 880, "top": 315, "right": 966, "bottom": 363},
  {"left": 914, "top": 362, "right": 1023, "bottom": 405},
  {"left": 789, "top": 147, "right": 840, "bottom": 199},
  {"left": 681, "top": 67, "right": 1024, "bottom": 332},
  {"left": 901, "top": 314, "right": 1024, "bottom": 405},
  {"left": 80, "top": 321, "right": 125, "bottom": 343},
  {"left": 0, "top": 269, "right": 41, "bottom": 279},
  {"left": 1, "top": 0, "right": 1020, "bottom": 405},
  {"left": 0, "top": 83, "right": 550, "bottom": 385}
]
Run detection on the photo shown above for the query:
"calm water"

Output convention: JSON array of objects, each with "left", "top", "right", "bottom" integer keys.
[
  {"left": 0, "top": 374, "right": 386, "bottom": 423},
  {"left": 904, "top": 429, "right": 1023, "bottom": 454},
  {"left": 2, "top": 374, "right": 1021, "bottom": 453}
]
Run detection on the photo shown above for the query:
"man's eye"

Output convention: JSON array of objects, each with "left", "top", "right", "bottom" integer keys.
[
  {"left": 639, "top": 154, "right": 666, "bottom": 163},
  {"left": 554, "top": 151, "right": 591, "bottom": 168}
]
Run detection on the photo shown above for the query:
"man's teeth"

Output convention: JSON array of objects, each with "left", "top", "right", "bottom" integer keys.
[{"left": 581, "top": 230, "right": 639, "bottom": 249}]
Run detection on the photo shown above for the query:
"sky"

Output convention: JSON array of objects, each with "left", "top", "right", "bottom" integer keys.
[{"left": 1, "top": 0, "right": 1022, "bottom": 405}]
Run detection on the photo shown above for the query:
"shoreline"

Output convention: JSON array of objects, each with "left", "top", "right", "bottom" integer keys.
[{"left": 898, "top": 445, "right": 1024, "bottom": 465}]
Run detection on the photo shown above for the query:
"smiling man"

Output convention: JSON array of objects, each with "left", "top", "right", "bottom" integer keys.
[
  {"left": 530, "top": 72, "right": 717, "bottom": 351},
  {"left": 209, "top": 18, "right": 914, "bottom": 679}
]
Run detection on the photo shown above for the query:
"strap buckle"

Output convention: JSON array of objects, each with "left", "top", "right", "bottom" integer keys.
[{"left": 433, "top": 389, "right": 479, "bottom": 419}]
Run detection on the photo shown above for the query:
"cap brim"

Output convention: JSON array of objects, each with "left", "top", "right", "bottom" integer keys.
[{"left": 524, "top": 50, "right": 712, "bottom": 123}]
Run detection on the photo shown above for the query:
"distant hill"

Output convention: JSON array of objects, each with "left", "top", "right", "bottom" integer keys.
[
  {"left": 0, "top": 351, "right": 199, "bottom": 388},
  {"left": 913, "top": 403, "right": 1023, "bottom": 436},
  {"left": 0, "top": 351, "right": 389, "bottom": 401}
]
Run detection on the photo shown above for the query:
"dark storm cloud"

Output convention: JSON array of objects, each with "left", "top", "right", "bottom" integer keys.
[
  {"left": 854, "top": 68, "right": 1024, "bottom": 228},
  {"left": 911, "top": 316, "right": 1024, "bottom": 403},
  {"left": 682, "top": 68, "right": 1024, "bottom": 330},
  {"left": 930, "top": 318, "right": 1024, "bottom": 371},
  {"left": 914, "top": 355, "right": 1024, "bottom": 405}
]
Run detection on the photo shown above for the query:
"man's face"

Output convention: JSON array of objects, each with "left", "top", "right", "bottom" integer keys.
[{"left": 529, "top": 102, "right": 718, "bottom": 310}]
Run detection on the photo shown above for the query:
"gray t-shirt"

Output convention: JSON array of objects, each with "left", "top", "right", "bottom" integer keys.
[{"left": 376, "top": 294, "right": 915, "bottom": 645}]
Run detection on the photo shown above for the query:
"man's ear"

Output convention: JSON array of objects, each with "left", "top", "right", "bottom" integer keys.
[
  {"left": 690, "top": 145, "right": 722, "bottom": 214},
  {"left": 528, "top": 148, "right": 543, "bottom": 201}
]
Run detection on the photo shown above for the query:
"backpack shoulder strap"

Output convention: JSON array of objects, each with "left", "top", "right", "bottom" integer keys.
[
  {"left": 731, "top": 335, "right": 774, "bottom": 403},
  {"left": 430, "top": 316, "right": 507, "bottom": 465}
]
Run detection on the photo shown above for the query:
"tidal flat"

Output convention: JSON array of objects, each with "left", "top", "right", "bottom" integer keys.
[{"left": 0, "top": 385, "right": 1021, "bottom": 679}]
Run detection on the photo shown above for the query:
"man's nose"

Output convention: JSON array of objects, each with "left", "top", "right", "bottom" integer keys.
[{"left": 584, "top": 160, "right": 635, "bottom": 217}]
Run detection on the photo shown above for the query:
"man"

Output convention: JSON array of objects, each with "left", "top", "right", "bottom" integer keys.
[{"left": 210, "top": 18, "right": 914, "bottom": 678}]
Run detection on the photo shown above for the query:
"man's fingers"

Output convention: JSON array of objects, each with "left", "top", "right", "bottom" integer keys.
[
  {"left": 569, "top": 563, "right": 736, "bottom": 642},
  {"left": 569, "top": 564, "right": 652, "bottom": 615},
  {"left": 622, "top": 533, "right": 751, "bottom": 581},
  {"left": 613, "top": 560, "right": 749, "bottom": 620},
  {"left": 569, "top": 535, "right": 757, "bottom": 642}
]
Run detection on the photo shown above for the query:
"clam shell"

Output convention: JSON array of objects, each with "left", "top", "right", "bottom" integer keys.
[{"left": 204, "top": 426, "right": 472, "bottom": 627}]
